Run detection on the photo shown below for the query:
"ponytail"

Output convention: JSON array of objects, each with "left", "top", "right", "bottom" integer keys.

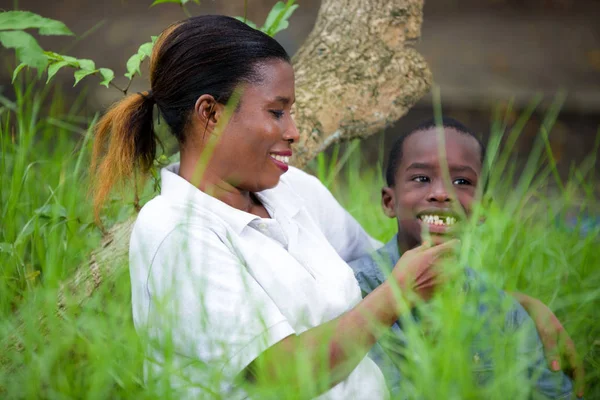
[{"left": 90, "top": 91, "right": 156, "bottom": 220}]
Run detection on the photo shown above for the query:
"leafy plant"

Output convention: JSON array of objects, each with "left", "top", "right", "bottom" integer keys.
[
  {"left": 1, "top": 11, "right": 117, "bottom": 87},
  {"left": 236, "top": 0, "right": 299, "bottom": 37},
  {"left": 124, "top": 38, "right": 158, "bottom": 80},
  {"left": 45, "top": 52, "right": 115, "bottom": 87},
  {"left": 1, "top": 0, "right": 299, "bottom": 93},
  {"left": 0, "top": 11, "right": 72, "bottom": 73}
]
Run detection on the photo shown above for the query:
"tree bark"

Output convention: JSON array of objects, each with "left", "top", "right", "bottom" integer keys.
[
  {"left": 64, "top": 0, "right": 431, "bottom": 313},
  {"left": 292, "top": 0, "right": 431, "bottom": 167}
]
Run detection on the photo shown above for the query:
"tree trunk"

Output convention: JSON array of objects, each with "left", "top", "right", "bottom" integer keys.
[
  {"left": 63, "top": 0, "right": 431, "bottom": 314},
  {"left": 292, "top": 0, "right": 431, "bottom": 167}
]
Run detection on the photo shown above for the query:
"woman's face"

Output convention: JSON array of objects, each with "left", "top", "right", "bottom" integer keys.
[{"left": 210, "top": 59, "right": 299, "bottom": 193}]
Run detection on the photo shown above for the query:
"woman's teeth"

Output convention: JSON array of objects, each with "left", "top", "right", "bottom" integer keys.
[
  {"left": 419, "top": 215, "right": 457, "bottom": 226},
  {"left": 270, "top": 154, "right": 290, "bottom": 164}
]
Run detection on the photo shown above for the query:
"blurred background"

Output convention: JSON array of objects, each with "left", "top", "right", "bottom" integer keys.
[{"left": 1, "top": 0, "right": 599, "bottom": 181}]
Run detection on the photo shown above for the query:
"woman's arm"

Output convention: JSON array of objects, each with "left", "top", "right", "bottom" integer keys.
[
  {"left": 245, "top": 240, "right": 456, "bottom": 398},
  {"left": 508, "top": 291, "right": 584, "bottom": 398},
  {"left": 246, "top": 280, "right": 398, "bottom": 394}
]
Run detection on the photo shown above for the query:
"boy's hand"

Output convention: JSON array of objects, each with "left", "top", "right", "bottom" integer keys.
[
  {"left": 391, "top": 239, "right": 460, "bottom": 304},
  {"left": 512, "top": 292, "right": 585, "bottom": 398}
]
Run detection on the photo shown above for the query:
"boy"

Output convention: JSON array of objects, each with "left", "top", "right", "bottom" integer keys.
[{"left": 349, "top": 117, "right": 574, "bottom": 398}]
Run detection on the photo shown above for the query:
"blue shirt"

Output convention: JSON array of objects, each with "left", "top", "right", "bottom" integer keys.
[{"left": 349, "top": 236, "right": 573, "bottom": 399}]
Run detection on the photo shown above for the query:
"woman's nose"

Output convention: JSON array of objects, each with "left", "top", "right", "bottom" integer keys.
[{"left": 283, "top": 119, "right": 300, "bottom": 144}]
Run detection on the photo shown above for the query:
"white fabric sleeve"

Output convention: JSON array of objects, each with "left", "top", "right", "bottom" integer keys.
[
  {"left": 142, "top": 225, "right": 295, "bottom": 382},
  {"left": 283, "top": 167, "right": 382, "bottom": 262}
]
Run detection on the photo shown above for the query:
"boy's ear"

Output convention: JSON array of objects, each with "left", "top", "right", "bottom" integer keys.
[{"left": 381, "top": 187, "right": 397, "bottom": 218}]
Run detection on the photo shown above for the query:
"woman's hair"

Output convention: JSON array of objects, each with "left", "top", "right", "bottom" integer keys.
[{"left": 91, "top": 15, "right": 290, "bottom": 219}]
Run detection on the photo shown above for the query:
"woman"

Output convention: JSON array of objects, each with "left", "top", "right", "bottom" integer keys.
[{"left": 90, "top": 15, "right": 580, "bottom": 399}]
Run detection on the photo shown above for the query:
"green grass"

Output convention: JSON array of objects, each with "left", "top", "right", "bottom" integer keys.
[{"left": 1, "top": 75, "right": 599, "bottom": 399}]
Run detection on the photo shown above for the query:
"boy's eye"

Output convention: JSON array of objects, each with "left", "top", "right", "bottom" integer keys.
[
  {"left": 270, "top": 110, "right": 284, "bottom": 119},
  {"left": 453, "top": 178, "right": 471, "bottom": 185},
  {"left": 412, "top": 176, "right": 430, "bottom": 183}
]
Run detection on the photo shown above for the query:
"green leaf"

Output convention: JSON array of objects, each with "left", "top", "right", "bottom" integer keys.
[
  {"left": 234, "top": 16, "right": 258, "bottom": 30},
  {"left": 45, "top": 51, "right": 78, "bottom": 65},
  {"left": 262, "top": 1, "right": 298, "bottom": 37},
  {"left": 0, "top": 30, "right": 47, "bottom": 70},
  {"left": 78, "top": 222, "right": 96, "bottom": 234},
  {"left": 0, "top": 11, "right": 73, "bottom": 36},
  {"left": 46, "top": 60, "right": 69, "bottom": 83},
  {"left": 264, "top": 2, "right": 287, "bottom": 31},
  {"left": 76, "top": 58, "right": 96, "bottom": 71},
  {"left": 0, "top": 242, "right": 13, "bottom": 255},
  {"left": 124, "top": 39, "right": 155, "bottom": 80},
  {"left": 12, "top": 62, "right": 27, "bottom": 82},
  {"left": 99, "top": 68, "right": 115, "bottom": 88},
  {"left": 138, "top": 42, "right": 153, "bottom": 58},
  {"left": 125, "top": 53, "right": 142, "bottom": 80},
  {"left": 74, "top": 68, "right": 98, "bottom": 86},
  {"left": 15, "top": 219, "right": 36, "bottom": 246},
  {"left": 35, "top": 204, "right": 68, "bottom": 219},
  {"left": 150, "top": 0, "right": 184, "bottom": 6}
]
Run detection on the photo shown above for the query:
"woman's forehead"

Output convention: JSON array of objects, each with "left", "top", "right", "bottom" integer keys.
[
  {"left": 252, "top": 60, "right": 295, "bottom": 89},
  {"left": 240, "top": 60, "right": 295, "bottom": 103}
]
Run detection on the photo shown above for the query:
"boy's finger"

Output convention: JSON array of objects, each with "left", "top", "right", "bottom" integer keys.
[
  {"left": 539, "top": 330, "right": 561, "bottom": 372},
  {"left": 435, "top": 238, "right": 461, "bottom": 250},
  {"left": 414, "top": 239, "right": 433, "bottom": 252},
  {"left": 574, "top": 362, "right": 585, "bottom": 398},
  {"left": 561, "top": 333, "right": 585, "bottom": 397},
  {"left": 424, "top": 239, "right": 461, "bottom": 257}
]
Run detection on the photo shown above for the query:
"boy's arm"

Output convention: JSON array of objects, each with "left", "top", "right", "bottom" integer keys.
[
  {"left": 508, "top": 291, "right": 584, "bottom": 398},
  {"left": 348, "top": 254, "right": 390, "bottom": 298}
]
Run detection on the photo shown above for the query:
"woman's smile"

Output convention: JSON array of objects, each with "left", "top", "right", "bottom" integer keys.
[{"left": 269, "top": 149, "right": 292, "bottom": 172}]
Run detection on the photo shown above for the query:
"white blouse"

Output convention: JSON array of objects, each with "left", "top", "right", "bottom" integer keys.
[{"left": 129, "top": 164, "right": 387, "bottom": 399}]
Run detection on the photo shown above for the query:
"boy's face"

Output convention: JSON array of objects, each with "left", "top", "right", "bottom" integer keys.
[{"left": 383, "top": 127, "right": 482, "bottom": 249}]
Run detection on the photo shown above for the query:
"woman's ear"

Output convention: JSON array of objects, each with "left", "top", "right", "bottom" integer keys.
[
  {"left": 194, "top": 94, "right": 223, "bottom": 128},
  {"left": 382, "top": 187, "right": 397, "bottom": 218}
]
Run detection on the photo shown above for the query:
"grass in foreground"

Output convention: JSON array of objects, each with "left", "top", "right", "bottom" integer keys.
[{"left": 0, "top": 78, "right": 598, "bottom": 399}]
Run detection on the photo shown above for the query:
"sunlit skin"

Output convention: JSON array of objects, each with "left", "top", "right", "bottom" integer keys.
[
  {"left": 382, "top": 127, "right": 482, "bottom": 253},
  {"left": 178, "top": 59, "right": 299, "bottom": 217}
]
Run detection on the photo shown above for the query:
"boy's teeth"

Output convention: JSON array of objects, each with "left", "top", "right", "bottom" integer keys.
[{"left": 419, "top": 215, "right": 457, "bottom": 226}]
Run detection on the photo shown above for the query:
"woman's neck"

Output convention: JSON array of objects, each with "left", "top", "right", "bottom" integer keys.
[{"left": 178, "top": 152, "right": 269, "bottom": 217}]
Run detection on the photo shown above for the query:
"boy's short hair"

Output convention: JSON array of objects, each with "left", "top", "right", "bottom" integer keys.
[{"left": 385, "top": 117, "right": 486, "bottom": 187}]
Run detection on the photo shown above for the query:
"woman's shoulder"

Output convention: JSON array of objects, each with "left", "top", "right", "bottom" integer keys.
[{"left": 132, "top": 194, "right": 229, "bottom": 243}]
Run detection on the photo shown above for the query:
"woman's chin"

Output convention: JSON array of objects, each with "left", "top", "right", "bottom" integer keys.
[{"left": 253, "top": 175, "right": 283, "bottom": 192}]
